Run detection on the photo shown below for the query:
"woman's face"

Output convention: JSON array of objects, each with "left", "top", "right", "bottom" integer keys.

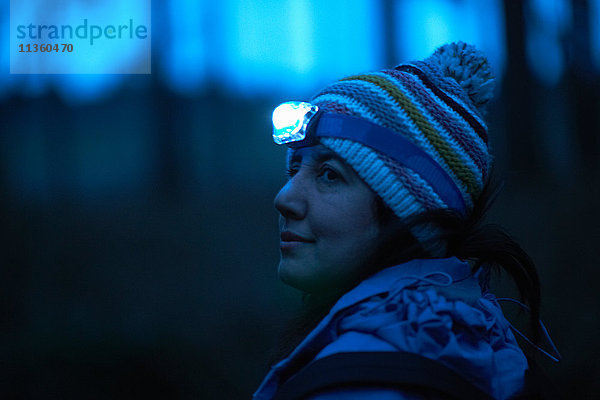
[{"left": 274, "top": 144, "right": 382, "bottom": 293}]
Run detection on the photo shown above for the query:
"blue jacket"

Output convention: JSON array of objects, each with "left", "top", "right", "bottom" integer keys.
[{"left": 254, "top": 257, "right": 529, "bottom": 400}]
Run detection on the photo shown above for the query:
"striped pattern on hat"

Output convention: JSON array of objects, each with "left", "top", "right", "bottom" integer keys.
[{"left": 311, "top": 42, "right": 494, "bottom": 228}]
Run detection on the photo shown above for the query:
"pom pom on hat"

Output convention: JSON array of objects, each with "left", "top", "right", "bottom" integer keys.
[{"left": 427, "top": 41, "right": 495, "bottom": 115}]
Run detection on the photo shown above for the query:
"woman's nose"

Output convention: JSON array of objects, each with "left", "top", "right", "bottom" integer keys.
[{"left": 274, "top": 176, "right": 307, "bottom": 220}]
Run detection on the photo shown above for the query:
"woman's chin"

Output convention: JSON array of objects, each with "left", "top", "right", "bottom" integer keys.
[
  {"left": 278, "top": 260, "right": 320, "bottom": 292},
  {"left": 278, "top": 262, "right": 304, "bottom": 290},
  {"left": 278, "top": 260, "right": 351, "bottom": 294}
]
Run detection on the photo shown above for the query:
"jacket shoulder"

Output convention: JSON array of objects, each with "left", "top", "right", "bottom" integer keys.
[{"left": 317, "top": 287, "right": 528, "bottom": 399}]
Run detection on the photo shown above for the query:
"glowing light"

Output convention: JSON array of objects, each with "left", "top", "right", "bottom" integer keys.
[{"left": 272, "top": 101, "right": 318, "bottom": 145}]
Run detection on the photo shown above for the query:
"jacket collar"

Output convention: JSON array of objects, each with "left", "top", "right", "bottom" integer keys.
[
  {"left": 331, "top": 257, "right": 474, "bottom": 314},
  {"left": 253, "top": 257, "right": 477, "bottom": 400}
]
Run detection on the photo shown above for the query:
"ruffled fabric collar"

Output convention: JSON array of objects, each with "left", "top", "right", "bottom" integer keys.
[{"left": 254, "top": 257, "right": 528, "bottom": 400}]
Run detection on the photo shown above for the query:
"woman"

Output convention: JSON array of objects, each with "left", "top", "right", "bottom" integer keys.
[{"left": 254, "top": 42, "right": 557, "bottom": 400}]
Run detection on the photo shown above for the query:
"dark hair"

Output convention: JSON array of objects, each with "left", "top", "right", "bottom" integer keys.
[{"left": 270, "top": 173, "right": 542, "bottom": 362}]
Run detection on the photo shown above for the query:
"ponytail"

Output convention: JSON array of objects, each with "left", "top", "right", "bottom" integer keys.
[
  {"left": 421, "top": 176, "right": 542, "bottom": 342},
  {"left": 371, "top": 172, "right": 542, "bottom": 342}
]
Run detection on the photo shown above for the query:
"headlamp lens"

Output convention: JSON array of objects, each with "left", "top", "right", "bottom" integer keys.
[{"left": 272, "top": 101, "right": 319, "bottom": 145}]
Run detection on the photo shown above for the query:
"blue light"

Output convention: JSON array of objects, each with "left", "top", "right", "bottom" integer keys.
[
  {"left": 397, "top": 0, "right": 460, "bottom": 60},
  {"left": 217, "top": 0, "right": 382, "bottom": 97},
  {"left": 217, "top": 0, "right": 313, "bottom": 95},
  {"left": 591, "top": 0, "right": 600, "bottom": 71},
  {"left": 0, "top": 2, "right": 11, "bottom": 99},
  {"left": 5, "top": 0, "right": 149, "bottom": 102},
  {"left": 525, "top": 31, "right": 564, "bottom": 86},
  {"left": 165, "top": 0, "right": 207, "bottom": 95},
  {"left": 54, "top": 75, "right": 124, "bottom": 104},
  {"left": 525, "top": 0, "right": 571, "bottom": 86},
  {"left": 1, "top": 0, "right": 512, "bottom": 101},
  {"left": 395, "top": 0, "right": 506, "bottom": 83}
]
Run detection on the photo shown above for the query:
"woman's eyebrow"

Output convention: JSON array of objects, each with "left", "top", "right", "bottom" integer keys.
[
  {"left": 314, "top": 151, "right": 354, "bottom": 175},
  {"left": 290, "top": 148, "right": 336, "bottom": 163},
  {"left": 314, "top": 152, "right": 336, "bottom": 163},
  {"left": 290, "top": 148, "right": 348, "bottom": 169},
  {"left": 309, "top": 146, "right": 343, "bottom": 162}
]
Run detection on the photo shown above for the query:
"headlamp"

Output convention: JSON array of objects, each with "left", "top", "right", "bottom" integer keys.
[
  {"left": 271, "top": 100, "right": 468, "bottom": 214},
  {"left": 272, "top": 101, "right": 320, "bottom": 145}
]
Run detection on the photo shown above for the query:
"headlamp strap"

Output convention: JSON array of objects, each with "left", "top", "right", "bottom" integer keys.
[{"left": 315, "top": 113, "right": 467, "bottom": 214}]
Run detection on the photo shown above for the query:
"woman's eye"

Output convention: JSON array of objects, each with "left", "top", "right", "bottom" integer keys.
[{"left": 319, "top": 167, "right": 340, "bottom": 183}]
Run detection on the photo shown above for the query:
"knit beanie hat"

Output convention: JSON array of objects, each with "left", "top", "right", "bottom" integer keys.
[{"left": 306, "top": 42, "right": 495, "bottom": 254}]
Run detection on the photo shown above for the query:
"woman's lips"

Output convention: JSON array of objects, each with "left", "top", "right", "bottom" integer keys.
[
  {"left": 281, "top": 231, "right": 313, "bottom": 242},
  {"left": 280, "top": 231, "right": 314, "bottom": 250}
]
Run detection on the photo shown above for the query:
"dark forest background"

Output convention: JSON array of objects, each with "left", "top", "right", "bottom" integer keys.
[{"left": 1, "top": 1, "right": 599, "bottom": 399}]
